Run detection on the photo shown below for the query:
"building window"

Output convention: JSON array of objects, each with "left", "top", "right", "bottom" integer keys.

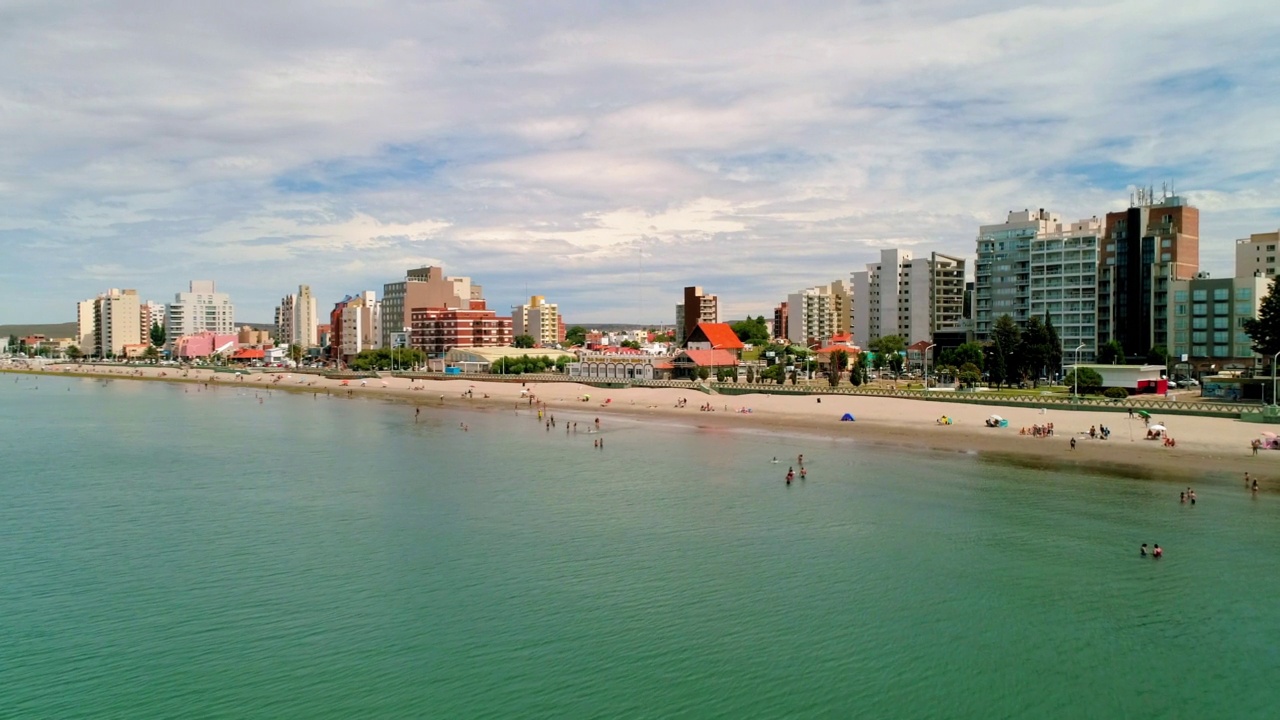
[
  {"left": 1213, "top": 288, "right": 1229, "bottom": 300},
  {"left": 1213, "top": 345, "right": 1230, "bottom": 358},
  {"left": 1192, "top": 289, "right": 1207, "bottom": 301},
  {"left": 1236, "top": 302, "right": 1253, "bottom": 315},
  {"left": 1213, "top": 316, "right": 1228, "bottom": 329},
  {"left": 1174, "top": 290, "right": 1188, "bottom": 302},
  {"left": 1192, "top": 331, "right": 1207, "bottom": 343},
  {"left": 1161, "top": 239, "right": 1171, "bottom": 248},
  {"left": 1176, "top": 304, "right": 1187, "bottom": 316},
  {"left": 1214, "top": 303, "right": 1229, "bottom": 315},
  {"left": 1214, "top": 331, "right": 1229, "bottom": 343},
  {"left": 1237, "top": 287, "right": 1253, "bottom": 300},
  {"left": 1161, "top": 252, "right": 1172, "bottom": 262}
]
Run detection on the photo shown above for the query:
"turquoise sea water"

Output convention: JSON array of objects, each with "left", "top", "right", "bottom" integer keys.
[{"left": 2, "top": 374, "right": 1279, "bottom": 718}]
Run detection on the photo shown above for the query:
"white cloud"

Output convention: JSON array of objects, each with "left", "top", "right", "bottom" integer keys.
[{"left": 3, "top": 0, "right": 1280, "bottom": 323}]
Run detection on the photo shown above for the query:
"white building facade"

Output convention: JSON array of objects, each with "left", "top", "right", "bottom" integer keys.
[
  {"left": 852, "top": 249, "right": 966, "bottom": 347},
  {"left": 1234, "top": 229, "right": 1280, "bottom": 279},
  {"left": 166, "top": 280, "right": 235, "bottom": 348},
  {"left": 785, "top": 285, "right": 836, "bottom": 347},
  {"left": 1029, "top": 217, "right": 1102, "bottom": 363},
  {"left": 340, "top": 291, "right": 382, "bottom": 357}
]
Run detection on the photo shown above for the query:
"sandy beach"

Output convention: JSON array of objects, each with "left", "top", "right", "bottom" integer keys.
[{"left": 9, "top": 363, "right": 1277, "bottom": 485}]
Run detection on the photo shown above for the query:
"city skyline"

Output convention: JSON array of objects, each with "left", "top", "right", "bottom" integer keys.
[{"left": 4, "top": 1, "right": 1279, "bottom": 324}]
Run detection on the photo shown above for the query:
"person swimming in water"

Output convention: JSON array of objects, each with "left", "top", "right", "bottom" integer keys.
[
  {"left": 785, "top": 468, "right": 794, "bottom": 485},
  {"left": 771, "top": 456, "right": 779, "bottom": 464},
  {"left": 1153, "top": 544, "right": 1163, "bottom": 558},
  {"left": 1140, "top": 543, "right": 1148, "bottom": 557},
  {"left": 800, "top": 467, "right": 807, "bottom": 480}
]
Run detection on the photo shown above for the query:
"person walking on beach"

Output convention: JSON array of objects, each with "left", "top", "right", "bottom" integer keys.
[
  {"left": 1252, "top": 439, "right": 1261, "bottom": 456},
  {"left": 1070, "top": 437, "right": 1076, "bottom": 450}
]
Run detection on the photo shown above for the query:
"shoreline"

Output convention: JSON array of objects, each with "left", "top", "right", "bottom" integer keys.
[{"left": 6, "top": 365, "right": 1275, "bottom": 487}]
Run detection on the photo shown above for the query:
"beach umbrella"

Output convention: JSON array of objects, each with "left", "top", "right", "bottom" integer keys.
[
  {"left": 1263, "top": 432, "right": 1277, "bottom": 438},
  {"left": 1137, "top": 410, "right": 1151, "bottom": 419},
  {"left": 1149, "top": 424, "right": 1167, "bottom": 432},
  {"left": 989, "top": 414, "right": 1003, "bottom": 421}
]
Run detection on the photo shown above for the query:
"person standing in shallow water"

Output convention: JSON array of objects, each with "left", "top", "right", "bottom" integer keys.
[
  {"left": 1140, "top": 543, "right": 1148, "bottom": 557},
  {"left": 1153, "top": 544, "right": 1163, "bottom": 558}
]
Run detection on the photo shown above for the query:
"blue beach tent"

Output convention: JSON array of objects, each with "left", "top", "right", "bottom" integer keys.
[{"left": 840, "top": 413, "right": 855, "bottom": 422}]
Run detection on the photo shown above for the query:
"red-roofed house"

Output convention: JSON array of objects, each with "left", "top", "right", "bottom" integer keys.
[
  {"left": 683, "top": 323, "right": 744, "bottom": 355},
  {"left": 231, "top": 348, "right": 266, "bottom": 362},
  {"left": 907, "top": 340, "right": 934, "bottom": 370},
  {"left": 673, "top": 348, "right": 739, "bottom": 379}
]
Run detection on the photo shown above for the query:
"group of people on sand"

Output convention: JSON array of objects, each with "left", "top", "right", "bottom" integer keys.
[
  {"left": 1020, "top": 423, "right": 1054, "bottom": 437},
  {"left": 674, "top": 397, "right": 689, "bottom": 408}
]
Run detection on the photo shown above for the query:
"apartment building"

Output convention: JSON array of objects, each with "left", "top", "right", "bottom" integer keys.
[
  {"left": 382, "top": 266, "right": 483, "bottom": 348},
  {"left": 675, "top": 286, "right": 718, "bottom": 344},
  {"left": 92, "top": 288, "right": 141, "bottom": 357},
  {"left": 328, "top": 291, "right": 381, "bottom": 362},
  {"left": 1234, "top": 229, "right": 1280, "bottom": 279},
  {"left": 512, "top": 295, "right": 563, "bottom": 347},
  {"left": 409, "top": 301, "right": 513, "bottom": 356},
  {"left": 785, "top": 285, "right": 835, "bottom": 347},
  {"left": 773, "top": 302, "right": 788, "bottom": 342},
  {"left": 1098, "top": 193, "right": 1199, "bottom": 359},
  {"left": 1167, "top": 274, "right": 1267, "bottom": 373},
  {"left": 1029, "top": 217, "right": 1102, "bottom": 363},
  {"left": 274, "top": 284, "right": 318, "bottom": 348},
  {"left": 165, "top": 280, "right": 235, "bottom": 348},
  {"left": 974, "top": 210, "right": 1062, "bottom": 339},
  {"left": 853, "top": 249, "right": 966, "bottom": 347},
  {"left": 139, "top": 301, "right": 165, "bottom": 343}
]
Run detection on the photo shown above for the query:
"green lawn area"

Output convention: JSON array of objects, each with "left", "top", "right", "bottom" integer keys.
[{"left": 741, "top": 347, "right": 762, "bottom": 361}]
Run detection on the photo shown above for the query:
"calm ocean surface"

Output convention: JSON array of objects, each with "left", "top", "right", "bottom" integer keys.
[{"left": 3, "top": 374, "right": 1279, "bottom": 718}]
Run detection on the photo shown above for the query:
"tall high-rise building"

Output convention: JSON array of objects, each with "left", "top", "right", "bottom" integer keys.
[
  {"left": 853, "top": 249, "right": 966, "bottom": 347},
  {"left": 773, "top": 302, "right": 789, "bottom": 342},
  {"left": 139, "top": 301, "right": 165, "bottom": 344},
  {"left": 77, "top": 288, "right": 142, "bottom": 358},
  {"left": 1234, "top": 229, "right": 1280, "bottom": 279},
  {"left": 383, "top": 266, "right": 483, "bottom": 348},
  {"left": 974, "top": 210, "right": 1062, "bottom": 340},
  {"left": 165, "top": 280, "right": 235, "bottom": 347},
  {"left": 786, "top": 285, "right": 835, "bottom": 347},
  {"left": 675, "top": 286, "right": 718, "bottom": 344},
  {"left": 828, "top": 279, "right": 851, "bottom": 339},
  {"left": 329, "top": 291, "right": 382, "bottom": 362},
  {"left": 76, "top": 299, "right": 96, "bottom": 352},
  {"left": 1029, "top": 217, "right": 1102, "bottom": 364},
  {"left": 274, "top": 284, "right": 319, "bottom": 348},
  {"left": 512, "top": 295, "right": 562, "bottom": 347},
  {"left": 1098, "top": 193, "right": 1199, "bottom": 359}
]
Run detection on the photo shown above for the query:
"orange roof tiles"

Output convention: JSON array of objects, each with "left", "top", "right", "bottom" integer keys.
[{"left": 689, "top": 322, "right": 744, "bottom": 350}]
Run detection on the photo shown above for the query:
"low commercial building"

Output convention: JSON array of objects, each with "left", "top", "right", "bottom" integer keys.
[
  {"left": 443, "top": 346, "right": 575, "bottom": 373},
  {"left": 173, "top": 332, "right": 238, "bottom": 360},
  {"left": 1067, "top": 364, "right": 1168, "bottom": 394}
]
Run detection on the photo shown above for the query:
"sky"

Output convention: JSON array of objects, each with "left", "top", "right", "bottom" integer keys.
[{"left": 4, "top": 0, "right": 1280, "bottom": 325}]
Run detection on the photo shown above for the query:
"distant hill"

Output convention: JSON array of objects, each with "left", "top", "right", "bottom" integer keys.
[
  {"left": 0, "top": 322, "right": 78, "bottom": 339},
  {"left": 1, "top": 321, "right": 274, "bottom": 339}
]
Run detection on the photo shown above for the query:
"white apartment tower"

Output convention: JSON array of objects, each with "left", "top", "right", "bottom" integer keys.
[
  {"left": 852, "top": 249, "right": 966, "bottom": 347},
  {"left": 1029, "top": 217, "right": 1101, "bottom": 363},
  {"left": 165, "top": 280, "right": 235, "bottom": 346},
  {"left": 275, "top": 284, "right": 319, "bottom": 348},
  {"left": 786, "top": 285, "right": 836, "bottom": 347},
  {"left": 512, "top": 295, "right": 561, "bottom": 347}
]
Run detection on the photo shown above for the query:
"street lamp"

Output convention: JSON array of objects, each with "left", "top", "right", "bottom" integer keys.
[
  {"left": 807, "top": 343, "right": 820, "bottom": 383},
  {"left": 1271, "top": 351, "right": 1279, "bottom": 407},
  {"left": 1073, "top": 342, "right": 1087, "bottom": 400},
  {"left": 923, "top": 343, "right": 936, "bottom": 394}
]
